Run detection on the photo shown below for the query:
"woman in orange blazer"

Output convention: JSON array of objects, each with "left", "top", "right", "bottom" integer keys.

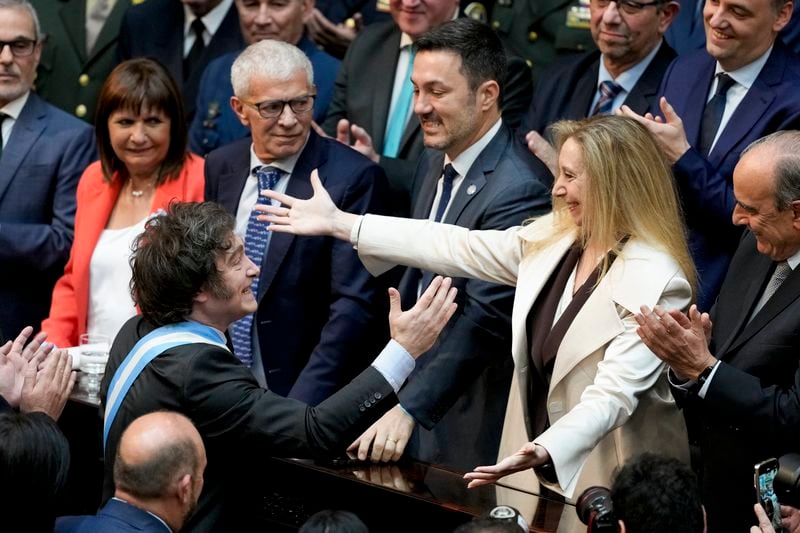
[{"left": 43, "top": 59, "right": 204, "bottom": 348}]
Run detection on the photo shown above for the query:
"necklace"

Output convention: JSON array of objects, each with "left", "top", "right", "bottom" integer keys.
[{"left": 131, "top": 189, "right": 145, "bottom": 198}]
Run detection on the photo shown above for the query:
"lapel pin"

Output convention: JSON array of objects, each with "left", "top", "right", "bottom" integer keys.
[{"left": 466, "top": 184, "right": 477, "bottom": 196}]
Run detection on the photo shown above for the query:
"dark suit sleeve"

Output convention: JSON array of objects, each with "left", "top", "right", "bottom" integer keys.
[
  {"left": 0, "top": 125, "right": 96, "bottom": 270},
  {"left": 499, "top": 56, "right": 533, "bottom": 131},
  {"left": 672, "top": 147, "right": 739, "bottom": 239},
  {"left": 287, "top": 163, "right": 391, "bottom": 404},
  {"left": 320, "top": 37, "right": 352, "bottom": 136},
  {"left": 182, "top": 345, "right": 397, "bottom": 456},
  {"left": 399, "top": 178, "right": 551, "bottom": 428},
  {"left": 702, "top": 361, "right": 800, "bottom": 444}
]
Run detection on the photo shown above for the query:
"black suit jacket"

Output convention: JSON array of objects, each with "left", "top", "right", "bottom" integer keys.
[
  {"left": 116, "top": 0, "right": 243, "bottom": 120},
  {"left": 675, "top": 232, "right": 800, "bottom": 532},
  {"left": 397, "top": 124, "right": 551, "bottom": 469},
  {"left": 321, "top": 19, "right": 533, "bottom": 215},
  {"left": 521, "top": 41, "right": 676, "bottom": 135},
  {"left": 100, "top": 316, "right": 397, "bottom": 533},
  {"left": 205, "top": 132, "right": 391, "bottom": 405}
]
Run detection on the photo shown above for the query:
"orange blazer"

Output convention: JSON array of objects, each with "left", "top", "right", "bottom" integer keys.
[{"left": 42, "top": 155, "right": 205, "bottom": 347}]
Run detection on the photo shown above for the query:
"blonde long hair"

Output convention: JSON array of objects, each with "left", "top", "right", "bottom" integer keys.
[{"left": 527, "top": 116, "right": 697, "bottom": 292}]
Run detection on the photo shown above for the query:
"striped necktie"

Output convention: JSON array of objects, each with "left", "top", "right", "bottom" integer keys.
[{"left": 590, "top": 81, "right": 623, "bottom": 116}]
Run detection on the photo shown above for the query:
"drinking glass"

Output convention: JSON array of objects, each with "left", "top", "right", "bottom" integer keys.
[{"left": 78, "top": 333, "right": 110, "bottom": 398}]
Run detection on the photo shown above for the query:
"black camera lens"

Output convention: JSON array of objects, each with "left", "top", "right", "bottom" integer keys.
[{"left": 576, "top": 486, "right": 614, "bottom": 526}]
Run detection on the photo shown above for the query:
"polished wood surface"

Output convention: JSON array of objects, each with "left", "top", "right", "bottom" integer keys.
[{"left": 257, "top": 457, "right": 581, "bottom": 532}]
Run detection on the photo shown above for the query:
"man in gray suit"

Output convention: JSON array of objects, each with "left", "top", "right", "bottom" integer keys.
[
  {"left": 321, "top": 0, "right": 533, "bottom": 216},
  {"left": 348, "top": 18, "right": 552, "bottom": 470},
  {"left": 0, "top": 0, "right": 96, "bottom": 340}
]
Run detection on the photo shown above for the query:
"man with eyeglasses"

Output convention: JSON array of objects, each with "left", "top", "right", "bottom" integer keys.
[
  {"left": 621, "top": 0, "right": 800, "bottom": 313},
  {"left": 519, "top": 0, "right": 678, "bottom": 175},
  {"left": 0, "top": 0, "right": 96, "bottom": 342},
  {"left": 204, "top": 39, "right": 392, "bottom": 406},
  {"left": 188, "top": 0, "right": 341, "bottom": 156}
]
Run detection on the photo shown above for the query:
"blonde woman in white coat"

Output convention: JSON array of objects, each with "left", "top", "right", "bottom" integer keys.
[{"left": 257, "top": 115, "right": 696, "bottom": 500}]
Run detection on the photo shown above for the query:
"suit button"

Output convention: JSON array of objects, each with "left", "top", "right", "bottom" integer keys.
[
  {"left": 526, "top": 59, "right": 533, "bottom": 68},
  {"left": 359, "top": 406, "right": 365, "bottom": 412},
  {"left": 75, "top": 104, "right": 87, "bottom": 118},
  {"left": 528, "top": 31, "right": 538, "bottom": 42},
  {"left": 78, "top": 74, "right": 90, "bottom": 87},
  {"left": 373, "top": 392, "right": 382, "bottom": 400},
  {"left": 491, "top": 20, "right": 500, "bottom": 29}
]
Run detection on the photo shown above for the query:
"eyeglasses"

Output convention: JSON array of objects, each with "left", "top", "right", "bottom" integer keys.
[
  {"left": 0, "top": 39, "right": 37, "bottom": 57},
  {"left": 242, "top": 94, "right": 316, "bottom": 119},
  {"left": 592, "top": 0, "right": 663, "bottom": 15}
]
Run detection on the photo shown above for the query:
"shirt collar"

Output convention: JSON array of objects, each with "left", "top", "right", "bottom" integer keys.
[
  {"left": 786, "top": 247, "right": 800, "bottom": 270},
  {"left": 714, "top": 45, "right": 773, "bottom": 91},
  {"left": 184, "top": 0, "right": 232, "bottom": 38},
  {"left": 445, "top": 118, "right": 502, "bottom": 178},
  {"left": 597, "top": 40, "right": 663, "bottom": 93},
  {"left": 0, "top": 90, "right": 29, "bottom": 120},
  {"left": 248, "top": 132, "right": 309, "bottom": 176}
]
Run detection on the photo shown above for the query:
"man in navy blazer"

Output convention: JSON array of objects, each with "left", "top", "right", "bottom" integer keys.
[
  {"left": 623, "top": 0, "right": 800, "bottom": 311},
  {"left": 56, "top": 412, "right": 206, "bottom": 533},
  {"left": 204, "top": 40, "right": 390, "bottom": 405},
  {"left": 521, "top": 0, "right": 678, "bottom": 171},
  {"left": 347, "top": 19, "right": 552, "bottom": 470},
  {"left": 0, "top": 1, "right": 96, "bottom": 341},
  {"left": 117, "top": 0, "right": 244, "bottom": 121}
]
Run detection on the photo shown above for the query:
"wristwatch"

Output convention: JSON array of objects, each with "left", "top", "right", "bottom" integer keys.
[{"left": 692, "top": 364, "right": 716, "bottom": 395}]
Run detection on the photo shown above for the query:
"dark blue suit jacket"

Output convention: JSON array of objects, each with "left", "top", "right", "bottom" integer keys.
[
  {"left": 656, "top": 41, "right": 800, "bottom": 310},
  {"left": 116, "top": 0, "right": 244, "bottom": 120},
  {"left": 663, "top": 0, "right": 705, "bottom": 56},
  {"left": 0, "top": 92, "right": 95, "bottom": 340},
  {"left": 204, "top": 131, "right": 391, "bottom": 405},
  {"left": 55, "top": 498, "right": 170, "bottom": 533},
  {"left": 399, "top": 123, "right": 551, "bottom": 469},
  {"left": 189, "top": 35, "right": 341, "bottom": 155},
  {"left": 521, "top": 41, "right": 675, "bottom": 136}
]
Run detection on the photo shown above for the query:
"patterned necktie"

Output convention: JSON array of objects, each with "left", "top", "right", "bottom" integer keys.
[
  {"left": 383, "top": 46, "right": 416, "bottom": 158},
  {"left": 590, "top": 80, "right": 623, "bottom": 116},
  {"left": 700, "top": 73, "right": 736, "bottom": 156},
  {"left": 749, "top": 260, "right": 791, "bottom": 322},
  {"left": 433, "top": 164, "right": 458, "bottom": 223},
  {"left": 230, "top": 166, "right": 281, "bottom": 367},
  {"left": 183, "top": 18, "right": 206, "bottom": 80}
]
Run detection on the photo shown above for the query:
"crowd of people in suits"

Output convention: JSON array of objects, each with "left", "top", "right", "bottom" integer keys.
[{"left": 1, "top": 0, "right": 800, "bottom": 531}]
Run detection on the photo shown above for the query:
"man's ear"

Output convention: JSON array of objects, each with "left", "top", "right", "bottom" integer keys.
[
  {"left": 177, "top": 473, "right": 193, "bottom": 504},
  {"left": 791, "top": 200, "right": 800, "bottom": 229},
  {"left": 477, "top": 79, "right": 500, "bottom": 113},
  {"left": 230, "top": 96, "right": 250, "bottom": 128}
]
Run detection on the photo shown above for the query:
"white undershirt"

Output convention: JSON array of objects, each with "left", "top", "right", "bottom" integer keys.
[{"left": 87, "top": 219, "right": 146, "bottom": 341}]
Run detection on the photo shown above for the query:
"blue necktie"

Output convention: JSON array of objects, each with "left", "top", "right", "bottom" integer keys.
[
  {"left": 700, "top": 73, "right": 736, "bottom": 156},
  {"left": 434, "top": 164, "right": 458, "bottom": 223},
  {"left": 590, "top": 80, "right": 623, "bottom": 116},
  {"left": 383, "top": 47, "right": 416, "bottom": 158},
  {"left": 230, "top": 166, "right": 281, "bottom": 367}
]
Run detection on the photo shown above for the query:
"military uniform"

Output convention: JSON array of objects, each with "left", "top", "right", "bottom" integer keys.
[
  {"left": 489, "top": 0, "right": 595, "bottom": 82},
  {"left": 32, "top": 0, "right": 135, "bottom": 123}
]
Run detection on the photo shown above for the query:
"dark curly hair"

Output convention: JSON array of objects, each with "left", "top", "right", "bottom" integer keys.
[
  {"left": 611, "top": 453, "right": 704, "bottom": 533},
  {"left": 130, "top": 202, "right": 235, "bottom": 326}
]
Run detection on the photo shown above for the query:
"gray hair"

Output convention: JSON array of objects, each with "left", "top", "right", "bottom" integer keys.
[
  {"left": 0, "top": 0, "right": 40, "bottom": 40},
  {"left": 230, "top": 40, "right": 314, "bottom": 99},
  {"left": 743, "top": 130, "right": 800, "bottom": 211}
]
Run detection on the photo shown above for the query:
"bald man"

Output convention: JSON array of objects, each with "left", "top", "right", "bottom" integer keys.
[{"left": 55, "top": 412, "right": 206, "bottom": 533}]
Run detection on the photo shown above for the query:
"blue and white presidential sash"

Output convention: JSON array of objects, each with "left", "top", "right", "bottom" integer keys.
[{"left": 103, "top": 321, "right": 229, "bottom": 449}]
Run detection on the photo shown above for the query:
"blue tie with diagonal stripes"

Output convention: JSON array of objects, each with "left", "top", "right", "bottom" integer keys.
[{"left": 230, "top": 166, "right": 281, "bottom": 367}]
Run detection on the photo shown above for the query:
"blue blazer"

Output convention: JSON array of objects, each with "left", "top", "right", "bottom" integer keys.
[
  {"left": 55, "top": 498, "right": 170, "bottom": 533},
  {"left": 655, "top": 41, "right": 800, "bottom": 310},
  {"left": 204, "top": 131, "right": 391, "bottom": 405},
  {"left": 116, "top": 0, "right": 244, "bottom": 120},
  {"left": 189, "top": 35, "right": 341, "bottom": 155},
  {"left": 0, "top": 92, "right": 96, "bottom": 340}
]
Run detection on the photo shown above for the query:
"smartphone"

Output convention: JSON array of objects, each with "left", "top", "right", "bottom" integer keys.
[{"left": 755, "top": 458, "right": 783, "bottom": 531}]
